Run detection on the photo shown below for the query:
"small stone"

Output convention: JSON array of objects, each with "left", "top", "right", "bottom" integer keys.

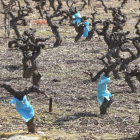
[
  {"left": 70, "top": 116, "right": 77, "bottom": 119},
  {"left": 37, "top": 131, "right": 45, "bottom": 136}
]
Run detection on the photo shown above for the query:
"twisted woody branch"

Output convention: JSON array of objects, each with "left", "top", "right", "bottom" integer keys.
[
  {"left": 8, "top": 28, "right": 51, "bottom": 86},
  {"left": 0, "top": 82, "right": 47, "bottom": 133},
  {"left": 45, "top": 11, "right": 62, "bottom": 47},
  {"left": 1, "top": 0, "right": 30, "bottom": 38}
]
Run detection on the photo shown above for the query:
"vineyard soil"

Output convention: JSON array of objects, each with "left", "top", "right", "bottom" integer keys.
[{"left": 0, "top": 0, "right": 140, "bottom": 139}]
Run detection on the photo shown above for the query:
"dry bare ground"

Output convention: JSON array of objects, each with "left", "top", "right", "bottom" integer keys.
[{"left": 0, "top": 0, "right": 140, "bottom": 139}]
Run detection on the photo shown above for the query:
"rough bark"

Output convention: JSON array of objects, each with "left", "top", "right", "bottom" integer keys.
[
  {"left": 26, "top": 116, "right": 37, "bottom": 133},
  {"left": 75, "top": 22, "right": 86, "bottom": 42},
  {"left": 125, "top": 73, "right": 137, "bottom": 93},
  {"left": 0, "top": 83, "right": 46, "bottom": 133},
  {"left": 45, "top": 11, "right": 62, "bottom": 47},
  {"left": 135, "top": 132, "right": 140, "bottom": 140}
]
